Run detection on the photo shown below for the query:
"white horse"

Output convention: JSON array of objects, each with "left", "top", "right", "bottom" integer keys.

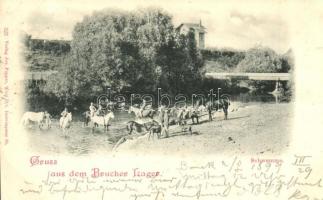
[
  {"left": 197, "top": 105, "right": 207, "bottom": 113},
  {"left": 91, "top": 112, "right": 115, "bottom": 132},
  {"left": 128, "top": 106, "right": 155, "bottom": 119},
  {"left": 59, "top": 112, "right": 72, "bottom": 134},
  {"left": 21, "top": 111, "right": 46, "bottom": 129},
  {"left": 128, "top": 106, "right": 141, "bottom": 117}
]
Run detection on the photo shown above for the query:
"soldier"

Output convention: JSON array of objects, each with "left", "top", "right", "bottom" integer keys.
[
  {"left": 221, "top": 99, "right": 230, "bottom": 120},
  {"left": 206, "top": 101, "right": 213, "bottom": 121},
  {"left": 139, "top": 99, "right": 148, "bottom": 118},
  {"left": 61, "top": 107, "right": 68, "bottom": 118},
  {"left": 89, "top": 102, "right": 96, "bottom": 117},
  {"left": 96, "top": 104, "right": 104, "bottom": 116},
  {"left": 163, "top": 108, "right": 170, "bottom": 138}
]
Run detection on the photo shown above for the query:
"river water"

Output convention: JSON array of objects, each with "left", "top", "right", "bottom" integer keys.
[{"left": 25, "top": 92, "right": 285, "bottom": 155}]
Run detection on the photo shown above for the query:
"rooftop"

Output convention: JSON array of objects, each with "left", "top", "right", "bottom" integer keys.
[{"left": 177, "top": 22, "right": 206, "bottom": 33}]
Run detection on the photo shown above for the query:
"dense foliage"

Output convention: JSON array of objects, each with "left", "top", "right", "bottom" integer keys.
[
  {"left": 43, "top": 8, "right": 204, "bottom": 104},
  {"left": 235, "top": 47, "right": 289, "bottom": 73},
  {"left": 234, "top": 47, "right": 292, "bottom": 93}
]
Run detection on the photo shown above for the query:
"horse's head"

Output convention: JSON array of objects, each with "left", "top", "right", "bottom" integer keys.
[
  {"left": 110, "top": 112, "right": 115, "bottom": 119},
  {"left": 45, "top": 112, "right": 51, "bottom": 120},
  {"left": 40, "top": 111, "right": 45, "bottom": 118},
  {"left": 105, "top": 112, "right": 115, "bottom": 120}
]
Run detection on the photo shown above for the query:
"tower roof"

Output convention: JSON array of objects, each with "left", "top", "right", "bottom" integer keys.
[{"left": 177, "top": 23, "right": 206, "bottom": 33}]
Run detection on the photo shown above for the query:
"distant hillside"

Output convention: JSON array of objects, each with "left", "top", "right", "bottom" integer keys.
[{"left": 23, "top": 35, "right": 70, "bottom": 71}]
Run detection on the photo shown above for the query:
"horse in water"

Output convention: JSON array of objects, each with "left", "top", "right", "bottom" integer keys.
[
  {"left": 91, "top": 112, "right": 115, "bottom": 132},
  {"left": 59, "top": 112, "right": 72, "bottom": 135},
  {"left": 128, "top": 106, "right": 156, "bottom": 119},
  {"left": 21, "top": 111, "right": 47, "bottom": 129}
]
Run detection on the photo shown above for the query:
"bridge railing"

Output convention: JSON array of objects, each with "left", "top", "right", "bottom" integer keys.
[{"left": 205, "top": 72, "right": 291, "bottom": 81}]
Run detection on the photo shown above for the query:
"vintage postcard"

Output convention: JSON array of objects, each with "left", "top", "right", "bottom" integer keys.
[{"left": 1, "top": 0, "right": 323, "bottom": 199}]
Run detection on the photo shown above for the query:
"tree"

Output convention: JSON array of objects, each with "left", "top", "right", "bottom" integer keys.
[
  {"left": 45, "top": 8, "right": 204, "bottom": 105},
  {"left": 236, "top": 46, "right": 283, "bottom": 73}
]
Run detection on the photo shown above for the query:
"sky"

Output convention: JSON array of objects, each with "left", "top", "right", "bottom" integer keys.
[{"left": 19, "top": 0, "right": 292, "bottom": 54}]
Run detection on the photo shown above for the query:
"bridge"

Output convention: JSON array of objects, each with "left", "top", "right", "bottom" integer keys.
[{"left": 205, "top": 72, "right": 291, "bottom": 81}]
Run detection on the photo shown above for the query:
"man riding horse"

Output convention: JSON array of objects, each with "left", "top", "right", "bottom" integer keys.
[
  {"left": 61, "top": 107, "right": 68, "bottom": 118},
  {"left": 134, "top": 99, "right": 155, "bottom": 119},
  {"left": 89, "top": 102, "right": 96, "bottom": 117}
]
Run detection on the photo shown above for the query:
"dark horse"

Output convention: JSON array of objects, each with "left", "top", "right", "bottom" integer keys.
[
  {"left": 189, "top": 109, "right": 199, "bottom": 124},
  {"left": 206, "top": 98, "right": 230, "bottom": 121},
  {"left": 126, "top": 120, "right": 157, "bottom": 135}
]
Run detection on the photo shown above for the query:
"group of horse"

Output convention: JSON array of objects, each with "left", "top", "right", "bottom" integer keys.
[
  {"left": 21, "top": 111, "right": 52, "bottom": 129},
  {"left": 125, "top": 105, "right": 197, "bottom": 140},
  {"left": 123, "top": 98, "right": 230, "bottom": 140},
  {"left": 21, "top": 111, "right": 73, "bottom": 134},
  {"left": 20, "top": 99, "right": 230, "bottom": 140},
  {"left": 21, "top": 109, "right": 115, "bottom": 134}
]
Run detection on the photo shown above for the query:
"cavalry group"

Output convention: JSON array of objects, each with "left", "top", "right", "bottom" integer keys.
[
  {"left": 20, "top": 102, "right": 115, "bottom": 134},
  {"left": 20, "top": 98, "right": 230, "bottom": 139}
]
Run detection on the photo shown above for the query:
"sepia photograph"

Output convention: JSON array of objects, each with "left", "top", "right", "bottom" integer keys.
[
  {"left": 2, "top": 1, "right": 323, "bottom": 200},
  {"left": 18, "top": 1, "right": 294, "bottom": 156}
]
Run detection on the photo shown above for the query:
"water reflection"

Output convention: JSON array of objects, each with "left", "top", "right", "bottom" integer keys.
[{"left": 230, "top": 92, "right": 286, "bottom": 104}]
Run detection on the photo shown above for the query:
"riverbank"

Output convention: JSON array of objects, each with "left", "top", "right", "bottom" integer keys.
[
  {"left": 23, "top": 102, "right": 292, "bottom": 156},
  {"left": 114, "top": 102, "right": 293, "bottom": 156}
]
